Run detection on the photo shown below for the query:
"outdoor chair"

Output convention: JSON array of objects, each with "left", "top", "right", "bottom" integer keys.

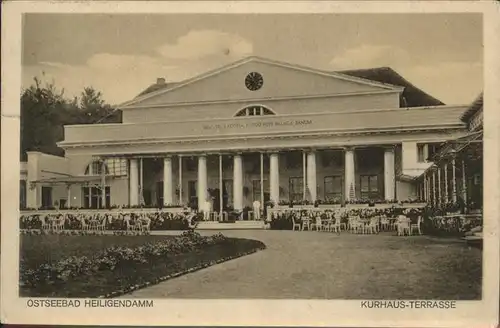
[
  {"left": 124, "top": 215, "right": 135, "bottom": 231},
  {"left": 366, "top": 217, "right": 379, "bottom": 234},
  {"left": 397, "top": 215, "right": 411, "bottom": 236},
  {"left": 79, "top": 214, "right": 89, "bottom": 231},
  {"left": 40, "top": 215, "right": 51, "bottom": 230},
  {"left": 312, "top": 215, "right": 322, "bottom": 231},
  {"left": 330, "top": 217, "right": 341, "bottom": 233},
  {"left": 141, "top": 216, "right": 151, "bottom": 232},
  {"left": 291, "top": 215, "right": 301, "bottom": 231},
  {"left": 321, "top": 216, "right": 330, "bottom": 231},
  {"left": 301, "top": 215, "right": 311, "bottom": 231},
  {"left": 380, "top": 215, "right": 390, "bottom": 231},
  {"left": 410, "top": 216, "right": 423, "bottom": 235},
  {"left": 97, "top": 215, "right": 107, "bottom": 231},
  {"left": 54, "top": 214, "right": 65, "bottom": 232}
]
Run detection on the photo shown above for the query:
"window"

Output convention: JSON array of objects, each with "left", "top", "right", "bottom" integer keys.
[
  {"left": 252, "top": 179, "right": 269, "bottom": 202},
  {"left": 223, "top": 179, "right": 233, "bottom": 206},
  {"left": 188, "top": 181, "right": 197, "bottom": 206},
  {"left": 235, "top": 105, "right": 275, "bottom": 117},
  {"left": 417, "top": 144, "right": 426, "bottom": 162},
  {"left": 289, "top": 177, "right": 304, "bottom": 202},
  {"left": 360, "top": 175, "right": 379, "bottom": 199},
  {"left": 286, "top": 152, "right": 302, "bottom": 169},
  {"left": 324, "top": 176, "right": 342, "bottom": 201},
  {"left": 41, "top": 186, "right": 52, "bottom": 208},
  {"left": 156, "top": 181, "right": 164, "bottom": 206},
  {"left": 19, "top": 180, "right": 27, "bottom": 209},
  {"left": 84, "top": 160, "right": 109, "bottom": 175},
  {"left": 106, "top": 158, "right": 128, "bottom": 176},
  {"left": 82, "top": 186, "right": 110, "bottom": 209}
]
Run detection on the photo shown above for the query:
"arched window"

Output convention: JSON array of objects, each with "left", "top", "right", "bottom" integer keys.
[
  {"left": 84, "top": 160, "right": 109, "bottom": 175},
  {"left": 235, "top": 105, "right": 275, "bottom": 117}
]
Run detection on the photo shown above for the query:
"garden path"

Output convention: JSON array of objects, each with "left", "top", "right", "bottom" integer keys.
[{"left": 123, "top": 230, "right": 481, "bottom": 299}]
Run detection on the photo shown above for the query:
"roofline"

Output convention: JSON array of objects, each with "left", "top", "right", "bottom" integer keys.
[
  {"left": 62, "top": 103, "right": 469, "bottom": 129},
  {"left": 117, "top": 55, "right": 404, "bottom": 109},
  {"left": 460, "top": 92, "right": 483, "bottom": 122},
  {"left": 339, "top": 66, "right": 445, "bottom": 106}
]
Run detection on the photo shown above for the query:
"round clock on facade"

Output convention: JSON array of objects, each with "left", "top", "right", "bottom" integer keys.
[{"left": 245, "top": 72, "right": 264, "bottom": 91}]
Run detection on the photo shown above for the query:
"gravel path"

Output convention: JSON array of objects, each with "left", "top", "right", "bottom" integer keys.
[{"left": 123, "top": 230, "right": 482, "bottom": 299}]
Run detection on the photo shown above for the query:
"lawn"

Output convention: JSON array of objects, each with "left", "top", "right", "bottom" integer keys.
[{"left": 19, "top": 232, "right": 266, "bottom": 298}]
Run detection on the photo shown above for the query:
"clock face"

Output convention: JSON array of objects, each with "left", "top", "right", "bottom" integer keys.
[{"left": 245, "top": 72, "right": 264, "bottom": 91}]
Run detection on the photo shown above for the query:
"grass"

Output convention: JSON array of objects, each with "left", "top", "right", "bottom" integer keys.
[{"left": 19, "top": 233, "right": 265, "bottom": 298}]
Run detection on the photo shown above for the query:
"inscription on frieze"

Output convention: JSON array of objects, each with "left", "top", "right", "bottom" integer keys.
[{"left": 202, "top": 119, "right": 313, "bottom": 130}]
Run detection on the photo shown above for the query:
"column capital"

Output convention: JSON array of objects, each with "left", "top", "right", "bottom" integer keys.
[
  {"left": 342, "top": 145, "right": 357, "bottom": 152},
  {"left": 381, "top": 144, "right": 397, "bottom": 151}
]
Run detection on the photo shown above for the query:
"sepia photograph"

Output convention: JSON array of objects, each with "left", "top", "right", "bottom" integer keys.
[{"left": 2, "top": 2, "right": 499, "bottom": 327}]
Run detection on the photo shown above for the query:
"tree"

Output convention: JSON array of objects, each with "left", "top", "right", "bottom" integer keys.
[
  {"left": 20, "top": 77, "right": 68, "bottom": 160},
  {"left": 79, "top": 87, "right": 121, "bottom": 124},
  {"left": 20, "top": 77, "right": 121, "bottom": 161}
]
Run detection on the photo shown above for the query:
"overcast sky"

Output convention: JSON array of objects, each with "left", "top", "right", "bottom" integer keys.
[{"left": 22, "top": 13, "right": 483, "bottom": 106}]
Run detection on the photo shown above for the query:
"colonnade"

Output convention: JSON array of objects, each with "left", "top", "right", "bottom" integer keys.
[
  {"left": 127, "top": 146, "right": 397, "bottom": 211},
  {"left": 418, "top": 151, "right": 467, "bottom": 207}
]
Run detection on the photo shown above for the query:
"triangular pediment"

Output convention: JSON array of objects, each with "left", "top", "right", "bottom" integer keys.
[{"left": 119, "top": 56, "right": 403, "bottom": 109}]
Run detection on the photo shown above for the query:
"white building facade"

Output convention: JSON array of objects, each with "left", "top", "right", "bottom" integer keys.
[{"left": 21, "top": 56, "right": 470, "bottom": 212}]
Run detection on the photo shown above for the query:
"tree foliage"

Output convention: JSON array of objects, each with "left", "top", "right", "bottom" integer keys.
[{"left": 20, "top": 77, "right": 122, "bottom": 161}]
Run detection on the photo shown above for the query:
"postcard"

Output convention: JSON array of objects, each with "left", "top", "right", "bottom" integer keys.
[{"left": 1, "top": 1, "right": 499, "bottom": 327}]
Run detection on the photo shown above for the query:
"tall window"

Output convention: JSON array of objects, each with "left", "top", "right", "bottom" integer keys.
[
  {"left": 223, "top": 179, "right": 233, "bottom": 207},
  {"left": 19, "top": 180, "right": 27, "bottom": 209},
  {"left": 41, "top": 186, "right": 52, "bottom": 208},
  {"left": 156, "top": 181, "right": 164, "bottom": 206},
  {"left": 235, "top": 105, "right": 275, "bottom": 117},
  {"left": 417, "top": 144, "right": 427, "bottom": 163},
  {"left": 324, "top": 176, "right": 342, "bottom": 201},
  {"left": 252, "top": 179, "right": 269, "bottom": 202},
  {"left": 360, "top": 175, "right": 379, "bottom": 199},
  {"left": 84, "top": 160, "right": 109, "bottom": 175},
  {"left": 289, "top": 177, "right": 304, "bottom": 202},
  {"left": 82, "top": 186, "right": 110, "bottom": 209},
  {"left": 188, "top": 181, "right": 197, "bottom": 206}
]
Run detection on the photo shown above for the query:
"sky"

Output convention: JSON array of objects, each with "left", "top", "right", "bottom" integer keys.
[{"left": 22, "top": 13, "right": 483, "bottom": 106}]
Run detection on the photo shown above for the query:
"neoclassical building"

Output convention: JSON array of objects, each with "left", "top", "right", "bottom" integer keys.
[{"left": 22, "top": 56, "right": 472, "bottom": 212}]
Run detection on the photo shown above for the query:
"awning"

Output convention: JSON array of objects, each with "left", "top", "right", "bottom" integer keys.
[{"left": 31, "top": 175, "right": 111, "bottom": 186}]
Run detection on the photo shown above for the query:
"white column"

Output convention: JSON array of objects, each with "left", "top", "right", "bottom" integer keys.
[
  {"left": 260, "top": 153, "right": 264, "bottom": 206},
  {"left": 139, "top": 158, "right": 144, "bottom": 205},
  {"left": 452, "top": 157, "right": 457, "bottom": 202},
  {"left": 101, "top": 160, "right": 106, "bottom": 208},
  {"left": 383, "top": 146, "right": 396, "bottom": 201},
  {"left": 437, "top": 165, "right": 442, "bottom": 205},
  {"left": 163, "top": 156, "right": 173, "bottom": 206},
  {"left": 233, "top": 154, "right": 244, "bottom": 211},
  {"left": 178, "top": 156, "right": 183, "bottom": 205},
  {"left": 197, "top": 155, "right": 208, "bottom": 210},
  {"left": 423, "top": 173, "right": 427, "bottom": 202},
  {"left": 344, "top": 147, "right": 356, "bottom": 201},
  {"left": 270, "top": 152, "right": 280, "bottom": 204},
  {"left": 66, "top": 185, "right": 71, "bottom": 208},
  {"left": 443, "top": 163, "right": 449, "bottom": 203},
  {"left": 219, "top": 154, "right": 223, "bottom": 218},
  {"left": 302, "top": 151, "right": 307, "bottom": 200},
  {"left": 306, "top": 151, "right": 317, "bottom": 202},
  {"left": 461, "top": 159, "right": 467, "bottom": 206},
  {"left": 129, "top": 158, "right": 139, "bottom": 206},
  {"left": 432, "top": 169, "right": 437, "bottom": 206}
]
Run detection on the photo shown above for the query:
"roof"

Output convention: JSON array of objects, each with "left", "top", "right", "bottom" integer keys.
[
  {"left": 460, "top": 92, "right": 483, "bottom": 123},
  {"left": 136, "top": 82, "right": 180, "bottom": 98},
  {"left": 134, "top": 58, "right": 443, "bottom": 108},
  {"left": 339, "top": 67, "right": 444, "bottom": 107},
  {"left": 31, "top": 175, "right": 113, "bottom": 185}
]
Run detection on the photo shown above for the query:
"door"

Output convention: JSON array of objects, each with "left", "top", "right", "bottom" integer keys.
[{"left": 41, "top": 186, "right": 53, "bottom": 209}]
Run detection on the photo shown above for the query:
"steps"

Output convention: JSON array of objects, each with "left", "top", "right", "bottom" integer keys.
[{"left": 196, "top": 220, "right": 266, "bottom": 230}]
